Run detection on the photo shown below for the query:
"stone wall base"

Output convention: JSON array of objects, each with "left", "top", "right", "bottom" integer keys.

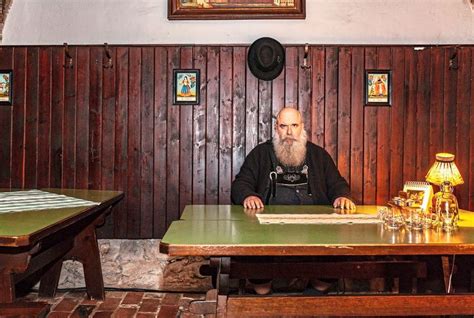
[{"left": 56, "top": 239, "right": 211, "bottom": 292}]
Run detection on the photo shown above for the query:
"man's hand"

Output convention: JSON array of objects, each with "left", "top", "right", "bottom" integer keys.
[
  {"left": 333, "top": 197, "right": 356, "bottom": 210},
  {"left": 243, "top": 195, "right": 264, "bottom": 209}
]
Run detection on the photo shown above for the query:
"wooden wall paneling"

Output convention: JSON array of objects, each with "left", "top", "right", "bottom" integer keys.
[
  {"left": 101, "top": 46, "right": 116, "bottom": 191},
  {"left": 245, "top": 47, "right": 258, "bottom": 156},
  {"left": 310, "top": 47, "right": 325, "bottom": 148},
  {"left": 455, "top": 47, "right": 471, "bottom": 208},
  {"left": 152, "top": 47, "right": 168, "bottom": 238},
  {"left": 298, "top": 46, "right": 312, "bottom": 136},
  {"left": 192, "top": 47, "right": 207, "bottom": 204},
  {"left": 166, "top": 47, "right": 180, "bottom": 224},
  {"left": 178, "top": 47, "right": 193, "bottom": 213},
  {"left": 258, "top": 79, "right": 271, "bottom": 143},
  {"left": 271, "top": 49, "right": 285, "bottom": 128},
  {"left": 99, "top": 46, "right": 117, "bottom": 238},
  {"left": 24, "top": 47, "right": 39, "bottom": 189},
  {"left": 389, "top": 47, "right": 406, "bottom": 198},
  {"left": 470, "top": 47, "right": 474, "bottom": 210},
  {"left": 443, "top": 47, "right": 458, "bottom": 153},
  {"left": 127, "top": 47, "right": 142, "bottom": 237},
  {"left": 205, "top": 47, "right": 219, "bottom": 204},
  {"left": 363, "top": 47, "right": 377, "bottom": 204},
  {"left": 402, "top": 48, "right": 417, "bottom": 184},
  {"left": 75, "top": 47, "right": 90, "bottom": 189},
  {"left": 88, "top": 47, "right": 103, "bottom": 190},
  {"left": 349, "top": 47, "right": 364, "bottom": 204},
  {"left": 140, "top": 47, "right": 155, "bottom": 237},
  {"left": 231, "top": 47, "right": 246, "bottom": 183},
  {"left": 11, "top": 47, "right": 26, "bottom": 188},
  {"left": 37, "top": 48, "right": 52, "bottom": 188},
  {"left": 218, "top": 47, "right": 232, "bottom": 204},
  {"left": 324, "top": 47, "right": 338, "bottom": 161},
  {"left": 375, "top": 47, "right": 391, "bottom": 204},
  {"left": 285, "top": 47, "right": 298, "bottom": 108},
  {"left": 415, "top": 48, "right": 431, "bottom": 181},
  {"left": 337, "top": 47, "right": 351, "bottom": 183},
  {"left": 0, "top": 47, "right": 12, "bottom": 187},
  {"left": 429, "top": 47, "right": 445, "bottom": 181},
  {"left": 50, "top": 47, "right": 64, "bottom": 188},
  {"left": 62, "top": 46, "right": 77, "bottom": 188},
  {"left": 114, "top": 47, "right": 129, "bottom": 238}
]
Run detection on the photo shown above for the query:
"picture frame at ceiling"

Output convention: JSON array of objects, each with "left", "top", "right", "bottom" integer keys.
[
  {"left": 365, "top": 70, "right": 391, "bottom": 106},
  {"left": 402, "top": 181, "right": 433, "bottom": 213},
  {"left": 168, "top": 0, "right": 306, "bottom": 20},
  {"left": 173, "top": 69, "right": 200, "bottom": 105},
  {"left": 0, "top": 70, "right": 13, "bottom": 106}
]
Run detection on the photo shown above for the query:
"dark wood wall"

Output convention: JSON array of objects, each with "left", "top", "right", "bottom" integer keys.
[{"left": 0, "top": 45, "right": 473, "bottom": 238}]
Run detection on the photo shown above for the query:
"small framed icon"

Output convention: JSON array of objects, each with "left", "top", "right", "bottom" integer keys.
[
  {"left": 365, "top": 70, "right": 391, "bottom": 106},
  {"left": 173, "top": 69, "right": 200, "bottom": 105}
]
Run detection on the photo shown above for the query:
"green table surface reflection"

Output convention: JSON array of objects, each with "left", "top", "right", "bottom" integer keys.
[{"left": 162, "top": 205, "right": 474, "bottom": 256}]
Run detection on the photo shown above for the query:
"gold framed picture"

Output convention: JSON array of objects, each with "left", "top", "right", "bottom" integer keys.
[
  {"left": 168, "top": 0, "right": 306, "bottom": 20},
  {"left": 402, "top": 181, "right": 433, "bottom": 212}
]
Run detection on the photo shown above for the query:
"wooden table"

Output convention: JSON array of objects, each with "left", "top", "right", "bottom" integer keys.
[
  {"left": 160, "top": 205, "right": 474, "bottom": 317},
  {"left": 0, "top": 188, "right": 123, "bottom": 317}
]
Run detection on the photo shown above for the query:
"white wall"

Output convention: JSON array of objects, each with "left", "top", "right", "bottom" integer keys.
[{"left": 2, "top": 0, "right": 473, "bottom": 45}]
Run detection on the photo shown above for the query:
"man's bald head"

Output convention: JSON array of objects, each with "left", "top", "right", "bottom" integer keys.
[{"left": 275, "top": 107, "right": 304, "bottom": 142}]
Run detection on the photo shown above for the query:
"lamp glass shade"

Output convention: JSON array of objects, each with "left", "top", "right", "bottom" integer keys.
[{"left": 425, "top": 153, "right": 464, "bottom": 186}]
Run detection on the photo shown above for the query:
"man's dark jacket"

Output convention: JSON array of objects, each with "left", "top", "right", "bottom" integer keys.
[{"left": 231, "top": 140, "right": 351, "bottom": 205}]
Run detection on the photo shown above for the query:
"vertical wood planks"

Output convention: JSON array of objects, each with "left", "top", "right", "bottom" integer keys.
[
  {"left": 127, "top": 47, "right": 142, "bottom": 237},
  {"left": 0, "top": 47, "right": 13, "bottom": 187},
  {"left": 363, "top": 47, "right": 377, "bottom": 204},
  {"left": 206, "top": 47, "right": 219, "bottom": 204},
  {"left": 390, "top": 47, "right": 406, "bottom": 198},
  {"left": 192, "top": 46, "right": 207, "bottom": 205},
  {"left": 337, "top": 47, "right": 351, "bottom": 184},
  {"left": 140, "top": 47, "right": 155, "bottom": 237},
  {"left": 11, "top": 47, "right": 26, "bottom": 188},
  {"left": 403, "top": 48, "right": 417, "bottom": 184},
  {"left": 50, "top": 47, "right": 64, "bottom": 188},
  {"left": 350, "top": 47, "right": 364, "bottom": 204},
  {"left": 375, "top": 47, "right": 391, "bottom": 204},
  {"left": 114, "top": 47, "right": 129, "bottom": 238},
  {"left": 37, "top": 48, "right": 52, "bottom": 188},
  {"left": 218, "top": 47, "right": 232, "bottom": 204},
  {"left": 232, "top": 47, "right": 246, "bottom": 184},
  {"left": 311, "top": 47, "right": 325, "bottom": 148},
  {"left": 324, "top": 47, "right": 338, "bottom": 161}
]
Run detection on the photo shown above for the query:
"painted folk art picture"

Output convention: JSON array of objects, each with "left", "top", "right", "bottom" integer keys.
[
  {"left": 168, "top": 0, "right": 305, "bottom": 20},
  {"left": 173, "top": 69, "right": 200, "bottom": 105},
  {"left": 365, "top": 70, "right": 391, "bottom": 106},
  {"left": 0, "top": 70, "right": 12, "bottom": 105}
]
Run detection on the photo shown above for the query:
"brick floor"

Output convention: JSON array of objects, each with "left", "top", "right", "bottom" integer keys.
[{"left": 18, "top": 290, "right": 206, "bottom": 318}]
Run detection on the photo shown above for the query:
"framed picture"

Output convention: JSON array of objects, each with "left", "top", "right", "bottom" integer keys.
[
  {"left": 168, "top": 0, "right": 305, "bottom": 20},
  {"left": 402, "top": 181, "right": 433, "bottom": 212},
  {"left": 0, "top": 70, "right": 13, "bottom": 106},
  {"left": 173, "top": 69, "right": 200, "bottom": 105},
  {"left": 365, "top": 70, "right": 391, "bottom": 106}
]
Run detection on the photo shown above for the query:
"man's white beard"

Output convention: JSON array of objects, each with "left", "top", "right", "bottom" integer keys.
[{"left": 272, "top": 129, "right": 308, "bottom": 167}]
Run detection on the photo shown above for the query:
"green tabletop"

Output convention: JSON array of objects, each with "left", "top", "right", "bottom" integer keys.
[
  {"left": 161, "top": 205, "right": 474, "bottom": 257},
  {"left": 0, "top": 188, "right": 123, "bottom": 245}
]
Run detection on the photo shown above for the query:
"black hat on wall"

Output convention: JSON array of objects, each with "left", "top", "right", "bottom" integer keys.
[{"left": 248, "top": 37, "right": 285, "bottom": 81}]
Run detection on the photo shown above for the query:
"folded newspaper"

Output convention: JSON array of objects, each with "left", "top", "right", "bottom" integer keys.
[
  {"left": 256, "top": 213, "right": 382, "bottom": 224},
  {"left": 0, "top": 190, "right": 99, "bottom": 214}
]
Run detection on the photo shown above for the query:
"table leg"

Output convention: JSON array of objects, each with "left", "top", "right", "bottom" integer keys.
[
  {"left": 69, "top": 221, "right": 105, "bottom": 300},
  {"left": 0, "top": 273, "right": 15, "bottom": 303},
  {"left": 38, "top": 259, "right": 63, "bottom": 298}
]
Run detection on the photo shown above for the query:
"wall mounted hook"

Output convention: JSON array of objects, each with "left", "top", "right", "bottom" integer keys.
[
  {"left": 300, "top": 43, "right": 311, "bottom": 70},
  {"left": 63, "top": 43, "right": 73, "bottom": 69},
  {"left": 103, "top": 43, "right": 113, "bottom": 69},
  {"left": 448, "top": 49, "right": 459, "bottom": 70}
]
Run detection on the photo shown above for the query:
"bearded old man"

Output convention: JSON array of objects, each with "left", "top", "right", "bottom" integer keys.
[{"left": 231, "top": 107, "right": 355, "bottom": 210}]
